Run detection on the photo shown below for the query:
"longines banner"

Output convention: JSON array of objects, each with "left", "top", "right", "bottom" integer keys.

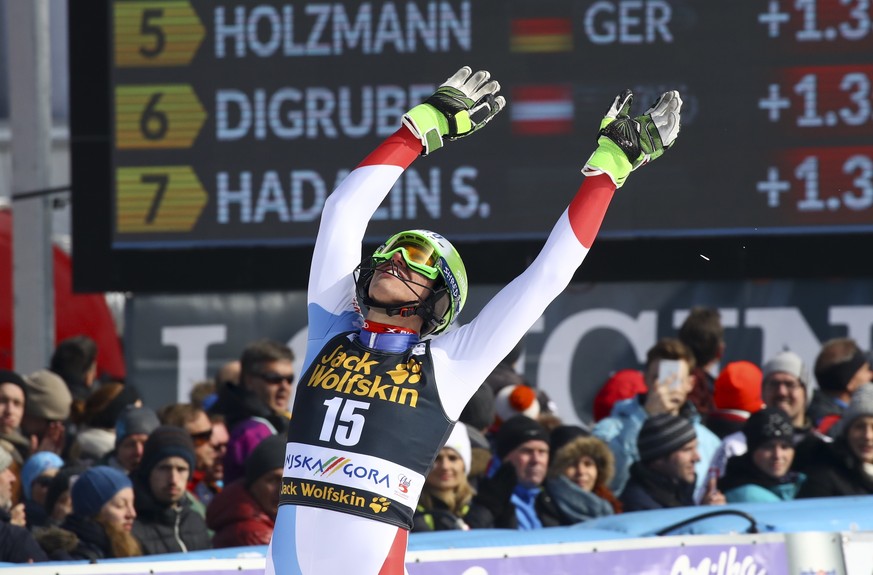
[{"left": 125, "top": 278, "right": 873, "bottom": 425}]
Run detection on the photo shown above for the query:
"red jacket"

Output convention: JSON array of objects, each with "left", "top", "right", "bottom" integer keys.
[{"left": 206, "top": 479, "right": 274, "bottom": 548}]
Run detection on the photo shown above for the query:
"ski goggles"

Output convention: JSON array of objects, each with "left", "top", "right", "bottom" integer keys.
[{"left": 372, "top": 237, "right": 441, "bottom": 280}]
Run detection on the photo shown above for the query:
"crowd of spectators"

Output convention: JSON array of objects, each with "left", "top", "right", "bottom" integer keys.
[{"left": 2, "top": 308, "right": 873, "bottom": 563}]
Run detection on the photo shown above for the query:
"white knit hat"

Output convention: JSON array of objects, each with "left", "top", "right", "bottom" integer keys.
[
  {"left": 442, "top": 422, "right": 471, "bottom": 472},
  {"left": 763, "top": 351, "right": 814, "bottom": 405},
  {"left": 494, "top": 384, "right": 540, "bottom": 423}
]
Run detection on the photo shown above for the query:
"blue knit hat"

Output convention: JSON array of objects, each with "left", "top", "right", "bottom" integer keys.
[
  {"left": 21, "top": 452, "right": 64, "bottom": 501},
  {"left": 71, "top": 466, "right": 132, "bottom": 518}
]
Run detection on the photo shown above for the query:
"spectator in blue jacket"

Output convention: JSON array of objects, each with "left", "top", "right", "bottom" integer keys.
[
  {"left": 593, "top": 339, "right": 721, "bottom": 499},
  {"left": 718, "top": 408, "right": 805, "bottom": 503}
]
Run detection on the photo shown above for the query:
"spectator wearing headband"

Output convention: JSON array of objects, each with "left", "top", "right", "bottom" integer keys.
[{"left": 808, "top": 338, "right": 873, "bottom": 434}]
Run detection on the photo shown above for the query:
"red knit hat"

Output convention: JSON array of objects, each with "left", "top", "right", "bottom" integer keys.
[
  {"left": 713, "top": 361, "right": 765, "bottom": 413},
  {"left": 593, "top": 369, "right": 646, "bottom": 421}
]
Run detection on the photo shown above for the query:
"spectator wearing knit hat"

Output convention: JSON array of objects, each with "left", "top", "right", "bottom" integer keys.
[
  {"left": 544, "top": 428, "right": 619, "bottom": 522},
  {"left": 710, "top": 351, "right": 830, "bottom": 480},
  {"left": 494, "top": 384, "right": 541, "bottom": 425},
  {"left": 206, "top": 434, "right": 285, "bottom": 547},
  {"left": 798, "top": 383, "right": 873, "bottom": 499},
  {"left": 22, "top": 370, "right": 73, "bottom": 456},
  {"left": 593, "top": 339, "right": 721, "bottom": 500},
  {"left": 412, "top": 422, "right": 476, "bottom": 532},
  {"left": 808, "top": 338, "right": 873, "bottom": 434},
  {"left": 718, "top": 408, "right": 806, "bottom": 503},
  {"left": 21, "top": 452, "right": 64, "bottom": 529},
  {"left": 0, "top": 370, "right": 30, "bottom": 463},
  {"left": 130, "top": 426, "right": 211, "bottom": 555},
  {"left": 763, "top": 351, "right": 815, "bottom": 428},
  {"left": 100, "top": 405, "right": 161, "bottom": 474},
  {"left": 593, "top": 369, "right": 646, "bottom": 423},
  {"left": 158, "top": 403, "right": 222, "bottom": 508},
  {"left": 38, "top": 466, "right": 141, "bottom": 561},
  {"left": 0, "top": 447, "right": 48, "bottom": 563},
  {"left": 620, "top": 414, "right": 726, "bottom": 512},
  {"left": 466, "top": 415, "right": 561, "bottom": 529},
  {"left": 704, "top": 361, "right": 765, "bottom": 439}
]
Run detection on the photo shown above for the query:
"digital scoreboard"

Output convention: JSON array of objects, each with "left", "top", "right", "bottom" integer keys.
[{"left": 70, "top": 1, "right": 873, "bottom": 291}]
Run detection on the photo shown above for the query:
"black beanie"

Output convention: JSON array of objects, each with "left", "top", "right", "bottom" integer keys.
[
  {"left": 549, "top": 424, "right": 591, "bottom": 456},
  {"left": 495, "top": 415, "right": 549, "bottom": 460},
  {"left": 0, "top": 370, "right": 27, "bottom": 398},
  {"left": 743, "top": 407, "right": 794, "bottom": 453},
  {"left": 637, "top": 414, "right": 696, "bottom": 463},
  {"left": 137, "top": 425, "right": 196, "bottom": 481},
  {"left": 245, "top": 434, "right": 287, "bottom": 487}
]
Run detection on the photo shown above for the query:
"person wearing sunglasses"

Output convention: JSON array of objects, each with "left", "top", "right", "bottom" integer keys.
[
  {"left": 158, "top": 403, "right": 221, "bottom": 511},
  {"left": 267, "top": 66, "right": 682, "bottom": 575},
  {"left": 210, "top": 339, "right": 295, "bottom": 483}
]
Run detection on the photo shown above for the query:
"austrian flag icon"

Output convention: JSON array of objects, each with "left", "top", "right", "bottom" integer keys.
[{"left": 511, "top": 85, "right": 575, "bottom": 135}]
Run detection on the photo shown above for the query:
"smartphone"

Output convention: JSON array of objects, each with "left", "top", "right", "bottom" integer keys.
[{"left": 657, "top": 359, "right": 683, "bottom": 389}]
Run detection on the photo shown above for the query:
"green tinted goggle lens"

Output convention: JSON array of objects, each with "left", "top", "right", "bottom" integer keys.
[{"left": 373, "top": 240, "right": 440, "bottom": 279}]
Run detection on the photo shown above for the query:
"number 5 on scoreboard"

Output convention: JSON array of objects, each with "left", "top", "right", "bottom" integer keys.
[{"left": 113, "top": 2, "right": 205, "bottom": 68}]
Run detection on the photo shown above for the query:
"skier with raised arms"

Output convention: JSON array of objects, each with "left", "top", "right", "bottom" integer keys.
[{"left": 267, "top": 65, "right": 682, "bottom": 575}]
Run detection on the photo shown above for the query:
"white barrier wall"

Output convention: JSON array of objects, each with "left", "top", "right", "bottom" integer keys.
[{"left": 1, "top": 530, "right": 863, "bottom": 575}]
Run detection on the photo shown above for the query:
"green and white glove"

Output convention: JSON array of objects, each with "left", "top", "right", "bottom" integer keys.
[
  {"left": 402, "top": 66, "right": 506, "bottom": 155},
  {"left": 582, "top": 89, "right": 682, "bottom": 187}
]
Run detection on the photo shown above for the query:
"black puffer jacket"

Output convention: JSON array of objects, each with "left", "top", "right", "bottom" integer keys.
[
  {"left": 0, "top": 508, "right": 48, "bottom": 563},
  {"left": 131, "top": 478, "right": 211, "bottom": 555},
  {"left": 620, "top": 462, "right": 696, "bottom": 512},
  {"left": 796, "top": 437, "right": 873, "bottom": 499}
]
